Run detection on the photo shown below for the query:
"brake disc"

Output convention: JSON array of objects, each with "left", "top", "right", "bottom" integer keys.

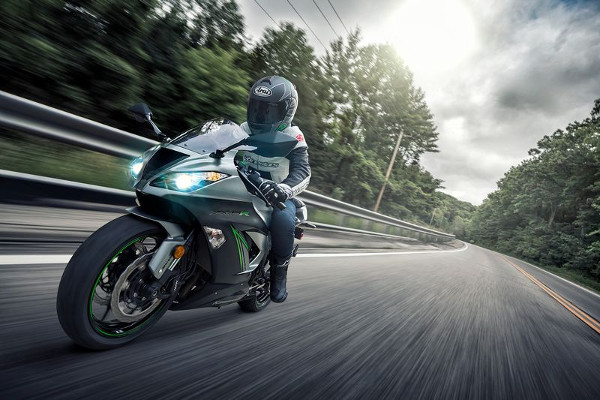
[{"left": 110, "top": 253, "right": 162, "bottom": 323}]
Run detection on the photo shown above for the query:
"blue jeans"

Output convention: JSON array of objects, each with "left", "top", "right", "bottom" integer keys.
[{"left": 270, "top": 199, "right": 297, "bottom": 261}]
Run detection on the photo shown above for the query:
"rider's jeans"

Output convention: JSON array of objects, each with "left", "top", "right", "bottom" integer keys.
[{"left": 270, "top": 199, "right": 297, "bottom": 262}]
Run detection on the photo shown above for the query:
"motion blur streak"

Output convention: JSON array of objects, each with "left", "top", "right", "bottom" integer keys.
[
  {"left": 0, "top": 245, "right": 468, "bottom": 265},
  {"left": 295, "top": 244, "right": 468, "bottom": 258},
  {"left": 504, "top": 256, "right": 600, "bottom": 335},
  {"left": 1, "top": 243, "right": 599, "bottom": 399},
  {"left": 0, "top": 255, "right": 72, "bottom": 265}
]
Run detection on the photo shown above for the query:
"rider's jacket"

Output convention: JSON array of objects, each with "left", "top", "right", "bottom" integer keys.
[{"left": 239, "top": 122, "right": 311, "bottom": 197}]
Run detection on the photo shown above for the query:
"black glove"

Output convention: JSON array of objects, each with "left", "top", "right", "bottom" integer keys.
[{"left": 259, "top": 180, "right": 292, "bottom": 205}]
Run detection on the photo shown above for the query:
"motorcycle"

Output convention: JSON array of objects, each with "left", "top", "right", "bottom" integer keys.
[{"left": 56, "top": 103, "right": 313, "bottom": 349}]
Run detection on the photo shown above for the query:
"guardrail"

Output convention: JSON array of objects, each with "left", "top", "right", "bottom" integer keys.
[{"left": 0, "top": 91, "right": 455, "bottom": 242}]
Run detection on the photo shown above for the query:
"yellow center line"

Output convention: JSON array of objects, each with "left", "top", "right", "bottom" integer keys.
[{"left": 502, "top": 256, "right": 600, "bottom": 335}]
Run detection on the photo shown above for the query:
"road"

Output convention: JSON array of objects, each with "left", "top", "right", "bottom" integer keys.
[{"left": 1, "top": 209, "right": 600, "bottom": 399}]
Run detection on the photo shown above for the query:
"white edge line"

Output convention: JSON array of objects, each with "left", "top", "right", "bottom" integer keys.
[
  {"left": 0, "top": 254, "right": 73, "bottom": 265},
  {"left": 480, "top": 245, "right": 600, "bottom": 300},
  {"left": 0, "top": 244, "right": 469, "bottom": 265},
  {"left": 512, "top": 256, "right": 600, "bottom": 300}
]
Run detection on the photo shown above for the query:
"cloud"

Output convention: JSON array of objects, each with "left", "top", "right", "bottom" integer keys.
[
  {"left": 240, "top": 0, "right": 600, "bottom": 205},
  {"left": 420, "top": 0, "right": 600, "bottom": 204}
]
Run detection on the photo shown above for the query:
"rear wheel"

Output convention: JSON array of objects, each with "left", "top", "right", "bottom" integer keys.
[
  {"left": 57, "top": 215, "right": 176, "bottom": 350},
  {"left": 238, "top": 269, "right": 271, "bottom": 312}
]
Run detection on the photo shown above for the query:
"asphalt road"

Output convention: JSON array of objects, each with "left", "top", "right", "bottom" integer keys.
[{"left": 1, "top": 210, "right": 600, "bottom": 399}]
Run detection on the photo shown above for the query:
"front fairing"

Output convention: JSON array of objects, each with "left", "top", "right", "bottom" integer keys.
[
  {"left": 133, "top": 153, "right": 270, "bottom": 233},
  {"left": 136, "top": 150, "right": 241, "bottom": 201},
  {"left": 133, "top": 118, "right": 251, "bottom": 192}
]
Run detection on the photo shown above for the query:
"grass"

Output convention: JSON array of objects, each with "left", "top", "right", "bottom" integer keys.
[
  {"left": 308, "top": 206, "right": 424, "bottom": 238},
  {"left": 1, "top": 130, "right": 132, "bottom": 190}
]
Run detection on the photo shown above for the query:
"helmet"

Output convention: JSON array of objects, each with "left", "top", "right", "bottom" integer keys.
[{"left": 247, "top": 76, "right": 298, "bottom": 135}]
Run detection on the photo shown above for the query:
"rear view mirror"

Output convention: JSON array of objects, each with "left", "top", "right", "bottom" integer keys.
[
  {"left": 128, "top": 103, "right": 167, "bottom": 141},
  {"left": 128, "top": 103, "right": 152, "bottom": 123}
]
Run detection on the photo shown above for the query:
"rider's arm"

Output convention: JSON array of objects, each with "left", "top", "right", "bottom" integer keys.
[{"left": 280, "top": 147, "right": 311, "bottom": 197}]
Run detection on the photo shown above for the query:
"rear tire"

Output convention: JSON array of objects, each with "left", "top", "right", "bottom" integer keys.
[
  {"left": 238, "top": 269, "right": 271, "bottom": 312},
  {"left": 57, "top": 215, "right": 174, "bottom": 350},
  {"left": 238, "top": 295, "right": 271, "bottom": 312}
]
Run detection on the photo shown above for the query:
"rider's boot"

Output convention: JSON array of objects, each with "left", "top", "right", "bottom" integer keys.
[{"left": 269, "top": 254, "right": 291, "bottom": 303}]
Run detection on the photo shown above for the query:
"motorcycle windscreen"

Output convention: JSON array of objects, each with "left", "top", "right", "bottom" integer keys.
[
  {"left": 243, "top": 133, "right": 298, "bottom": 158},
  {"left": 171, "top": 118, "right": 249, "bottom": 155}
]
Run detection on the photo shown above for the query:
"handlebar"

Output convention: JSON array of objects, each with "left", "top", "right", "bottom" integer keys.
[{"left": 239, "top": 166, "right": 286, "bottom": 210}]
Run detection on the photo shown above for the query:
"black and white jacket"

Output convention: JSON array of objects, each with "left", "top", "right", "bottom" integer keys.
[{"left": 239, "top": 122, "right": 311, "bottom": 197}]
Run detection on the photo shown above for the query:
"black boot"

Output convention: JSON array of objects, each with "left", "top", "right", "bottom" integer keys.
[{"left": 270, "top": 256, "right": 291, "bottom": 303}]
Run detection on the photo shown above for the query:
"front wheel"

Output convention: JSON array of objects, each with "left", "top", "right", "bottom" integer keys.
[{"left": 57, "top": 215, "right": 176, "bottom": 350}]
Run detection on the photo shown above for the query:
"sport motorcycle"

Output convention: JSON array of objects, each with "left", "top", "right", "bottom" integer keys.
[{"left": 56, "top": 103, "right": 313, "bottom": 349}]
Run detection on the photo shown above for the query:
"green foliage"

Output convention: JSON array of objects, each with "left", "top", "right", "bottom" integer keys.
[
  {"left": 0, "top": 130, "right": 130, "bottom": 190},
  {"left": 468, "top": 99, "right": 600, "bottom": 282},
  {"left": 176, "top": 47, "right": 249, "bottom": 127}
]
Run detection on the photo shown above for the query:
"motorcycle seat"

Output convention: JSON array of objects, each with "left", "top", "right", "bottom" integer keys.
[{"left": 292, "top": 198, "right": 316, "bottom": 228}]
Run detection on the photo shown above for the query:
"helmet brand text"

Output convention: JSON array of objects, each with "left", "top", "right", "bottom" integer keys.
[{"left": 254, "top": 86, "right": 272, "bottom": 97}]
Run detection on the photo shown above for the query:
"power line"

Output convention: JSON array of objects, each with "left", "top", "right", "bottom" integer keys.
[
  {"left": 327, "top": 0, "right": 349, "bottom": 35},
  {"left": 286, "top": 0, "right": 327, "bottom": 51},
  {"left": 313, "top": 0, "right": 339, "bottom": 37},
  {"left": 253, "top": 0, "right": 281, "bottom": 30}
]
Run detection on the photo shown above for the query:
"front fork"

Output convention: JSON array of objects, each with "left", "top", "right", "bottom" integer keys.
[{"left": 127, "top": 207, "right": 189, "bottom": 284}]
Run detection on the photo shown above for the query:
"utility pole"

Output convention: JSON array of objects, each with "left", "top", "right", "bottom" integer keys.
[
  {"left": 373, "top": 130, "right": 403, "bottom": 213},
  {"left": 429, "top": 208, "right": 437, "bottom": 225}
]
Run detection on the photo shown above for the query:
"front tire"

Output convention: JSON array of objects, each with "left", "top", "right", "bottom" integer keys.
[{"left": 57, "top": 215, "right": 174, "bottom": 350}]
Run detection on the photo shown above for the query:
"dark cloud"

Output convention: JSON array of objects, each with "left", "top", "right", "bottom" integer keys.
[{"left": 494, "top": 17, "right": 600, "bottom": 115}]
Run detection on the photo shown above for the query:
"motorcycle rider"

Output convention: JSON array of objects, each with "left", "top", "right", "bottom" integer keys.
[{"left": 238, "top": 76, "right": 311, "bottom": 303}]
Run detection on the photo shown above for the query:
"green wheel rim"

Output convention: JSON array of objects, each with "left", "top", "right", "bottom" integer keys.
[{"left": 88, "top": 236, "right": 166, "bottom": 337}]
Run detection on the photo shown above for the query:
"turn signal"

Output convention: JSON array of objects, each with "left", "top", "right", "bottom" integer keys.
[{"left": 173, "top": 245, "right": 186, "bottom": 259}]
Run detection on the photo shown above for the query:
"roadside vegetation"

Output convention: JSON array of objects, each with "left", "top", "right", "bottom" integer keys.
[
  {"left": 466, "top": 101, "right": 600, "bottom": 289},
  {"left": 0, "top": 130, "right": 130, "bottom": 190}
]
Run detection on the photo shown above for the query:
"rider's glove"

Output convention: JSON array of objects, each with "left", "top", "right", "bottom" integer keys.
[{"left": 259, "top": 181, "right": 292, "bottom": 205}]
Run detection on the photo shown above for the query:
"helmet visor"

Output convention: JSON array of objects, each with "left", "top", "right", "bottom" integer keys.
[{"left": 247, "top": 99, "right": 287, "bottom": 125}]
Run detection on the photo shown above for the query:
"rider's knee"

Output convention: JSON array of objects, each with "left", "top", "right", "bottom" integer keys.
[{"left": 271, "top": 203, "right": 295, "bottom": 232}]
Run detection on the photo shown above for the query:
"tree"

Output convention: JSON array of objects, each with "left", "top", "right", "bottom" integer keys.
[{"left": 468, "top": 99, "right": 600, "bottom": 280}]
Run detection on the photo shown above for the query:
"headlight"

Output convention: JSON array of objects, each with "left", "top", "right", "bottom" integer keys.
[
  {"left": 130, "top": 157, "right": 144, "bottom": 179},
  {"left": 151, "top": 172, "right": 229, "bottom": 192}
]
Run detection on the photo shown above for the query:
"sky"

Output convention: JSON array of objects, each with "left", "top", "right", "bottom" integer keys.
[{"left": 239, "top": 0, "right": 600, "bottom": 205}]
